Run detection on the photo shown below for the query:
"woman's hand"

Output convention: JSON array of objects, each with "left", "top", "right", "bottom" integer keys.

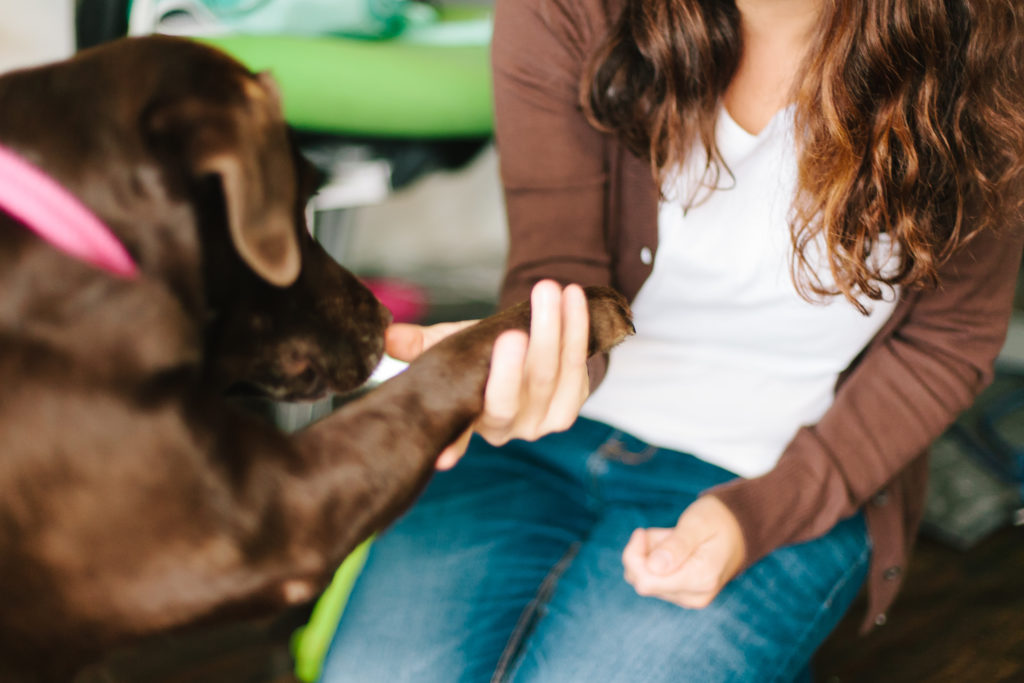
[
  {"left": 621, "top": 496, "right": 747, "bottom": 609},
  {"left": 384, "top": 280, "right": 593, "bottom": 470}
]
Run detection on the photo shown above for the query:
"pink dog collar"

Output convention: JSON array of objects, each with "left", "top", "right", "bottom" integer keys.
[{"left": 0, "top": 143, "right": 138, "bottom": 278}]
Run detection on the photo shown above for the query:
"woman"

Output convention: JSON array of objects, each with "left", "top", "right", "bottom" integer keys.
[{"left": 322, "top": 0, "right": 1024, "bottom": 680}]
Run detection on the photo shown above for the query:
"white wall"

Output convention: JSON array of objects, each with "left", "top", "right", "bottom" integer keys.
[
  {"left": 341, "top": 145, "right": 507, "bottom": 298},
  {"left": 0, "top": 0, "right": 75, "bottom": 74}
]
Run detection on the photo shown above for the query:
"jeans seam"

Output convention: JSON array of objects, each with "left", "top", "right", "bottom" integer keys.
[
  {"left": 491, "top": 541, "right": 581, "bottom": 683},
  {"left": 768, "top": 538, "right": 871, "bottom": 683}
]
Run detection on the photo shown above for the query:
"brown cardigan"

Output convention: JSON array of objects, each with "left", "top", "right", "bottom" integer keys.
[{"left": 491, "top": 0, "right": 1024, "bottom": 632}]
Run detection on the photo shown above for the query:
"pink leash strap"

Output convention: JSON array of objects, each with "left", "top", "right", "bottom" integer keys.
[{"left": 0, "top": 143, "right": 138, "bottom": 278}]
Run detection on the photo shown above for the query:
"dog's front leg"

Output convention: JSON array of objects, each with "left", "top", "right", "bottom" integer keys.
[
  {"left": 2, "top": 288, "right": 631, "bottom": 681},
  {"left": 284, "top": 286, "right": 635, "bottom": 581}
]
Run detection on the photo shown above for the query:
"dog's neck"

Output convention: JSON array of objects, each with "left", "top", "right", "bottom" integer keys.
[{"left": 0, "top": 144, "right": 138, "bottom": 278}]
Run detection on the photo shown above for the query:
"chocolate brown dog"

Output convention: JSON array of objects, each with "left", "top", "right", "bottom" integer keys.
[{"left": 0, "top": 36, "right": 633, "bottom": 681}]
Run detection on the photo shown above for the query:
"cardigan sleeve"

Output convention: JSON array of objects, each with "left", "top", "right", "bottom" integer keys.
[
  {"left": 492, "top": 0, "right": 617, "bottom": 385},
  {"left": 710, "top": 224, "right": 1024, "bottom": 570}
]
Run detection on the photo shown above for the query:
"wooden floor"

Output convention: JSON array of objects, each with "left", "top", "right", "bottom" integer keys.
[
  {"left": 815, "top": 523, "right": 1024, "bottom": 683},
  {"left": 75, "top": 614, "right": 301, "bottom": 683},
  {"left": 74, "top": 522, "right": 1024, "bottom": 683}
]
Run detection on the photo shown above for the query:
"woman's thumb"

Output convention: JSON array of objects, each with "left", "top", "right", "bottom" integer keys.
[
  {"left": 385, "top": 323, "right": 426, "bottom": 361},
  {"left": 646, "top": 528, "right": 697, "bottom": 576}
]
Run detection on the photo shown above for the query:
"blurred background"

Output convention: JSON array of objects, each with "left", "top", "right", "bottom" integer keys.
[{"left": 1, "top": 1, "right": 1022, "bottom": 681}]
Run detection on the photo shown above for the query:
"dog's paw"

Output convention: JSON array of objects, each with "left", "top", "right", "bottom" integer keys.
[
  {"left": 583, "top": 286, "right": 635, "bottom": 354},
  {"left": 437, "top": 284, "right": 634, "bottom": 365}
]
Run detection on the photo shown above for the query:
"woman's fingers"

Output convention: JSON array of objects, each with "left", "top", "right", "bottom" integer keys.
[
  {"left": 473, "top": 280, "right": 594, "bottom": 447},
  {"left": 621, "top": 528, "right": 650, "bottom": 586},
  {"left": 436, "top": 427, "right": 474, "bottom": 470},
  {"left": 623, "top": 527, "right": 716, "bottom": 607},
  {"left": 385, "top": 319, "right": 479, "bottom": 362},
  {"left": 620, "top": 497, "right": 747, "bottom": 609},
  {"left": 477, "top": 330, "right": 529, "bottom": 444},
  {"left": 441, "top": 280, "right": 595, "bottom": 456},
  {"left": 540, "top": 283, "right": 591, "bottom": 433},
  {"left": 383, "top": 323, "right": 425, "bottom": 361},
  {"left": 517, "top": 281, "right": 565, "bottom": 434},
  {"left": 404, "top": 282, "right": 593, "bottom": 468}
]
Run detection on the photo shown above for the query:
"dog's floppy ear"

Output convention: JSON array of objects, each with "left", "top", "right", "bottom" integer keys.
[
  {"left": 143, "top": 72, "right": 301, "bottom": 287},
  {"left": 194, "top": 145, "right": 300, "bottom": 287}
]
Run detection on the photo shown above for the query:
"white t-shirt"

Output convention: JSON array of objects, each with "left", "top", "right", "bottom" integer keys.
[{"left": 580, "top": 107, "right": 899, "bottom": 478}]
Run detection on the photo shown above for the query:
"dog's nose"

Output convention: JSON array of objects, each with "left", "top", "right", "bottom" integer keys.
[
  {"left": 281, "top": 354, "right": 312, "bottom": 378},
  {"left": 279, "top": 347, "right": 327, "bottom": 392},
  {"left": 295, "top": 365, "right": 319, "bottom": 385}
]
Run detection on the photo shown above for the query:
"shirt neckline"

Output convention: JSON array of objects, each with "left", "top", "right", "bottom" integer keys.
[{"left": 720, "top": 104, "right": 792, "bottom": 142}]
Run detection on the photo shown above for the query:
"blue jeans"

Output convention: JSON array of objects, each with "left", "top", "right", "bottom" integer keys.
[{"left": 320, "top": 417, "right": 870, "bottom": 683}]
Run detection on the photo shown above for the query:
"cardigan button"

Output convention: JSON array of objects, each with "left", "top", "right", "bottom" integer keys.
[
  {"left": 640, "top": 246, "right": 653, "bottom": 265},
  {"left": 883, "top": 566, "right": 903, "bottom": 581},
  {"left": 874, "top": 612, "right": 888, "bottom": 627}
]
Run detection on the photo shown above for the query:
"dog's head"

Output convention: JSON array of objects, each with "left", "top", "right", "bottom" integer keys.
[
  {"left": 197, "top": 147, "right": 394, "bottom": 401},
  {"left": 0, "top": 36, "right": 391, "bottom": 399},
  {"left": 134, "top": 38, "right": 393, "bottom": 399}
]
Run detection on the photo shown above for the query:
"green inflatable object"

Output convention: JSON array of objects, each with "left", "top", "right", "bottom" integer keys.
[
  {"left": 196, "top": 8, "right": 493, "bottom": 138},
  {"left": 290, "top": 537, "right": 373, "bottom": 683}
]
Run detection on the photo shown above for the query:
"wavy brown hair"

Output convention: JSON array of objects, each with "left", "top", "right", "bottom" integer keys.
[{"left": 582, "top": 0, "right": 1024, "bottom": 309}]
